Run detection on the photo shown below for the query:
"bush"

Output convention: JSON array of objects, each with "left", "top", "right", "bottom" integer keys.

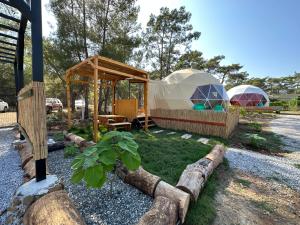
[
  {"left": 288, "top": 98, "right": 298, "bottom": 111},
  {"left": 64, "top": 144, "right": 79, "bottom": 158},
  {"left": 70, "top": 131, "right": 141, "bottom": 193},
  {"left": 248, "top": 122, "right": 262, "bottom": 132},
  {"left": 243, "top": 133, "right": 267, "bottom": 149},
  {"left": 53, "top": 132, "right": 65, "bottom": 141}
]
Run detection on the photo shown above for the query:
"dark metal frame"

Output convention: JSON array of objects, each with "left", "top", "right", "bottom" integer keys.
[{"left": 0, "top": 0, "right": 46, "bottom": 182}]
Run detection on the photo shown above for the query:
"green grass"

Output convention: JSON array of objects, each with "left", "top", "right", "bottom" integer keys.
[
  {"left": 235, "top": 178, "right": 252, "bottom": 187},
  {"left": 185, "top": 173, "right": 219, "bottom": 225},
  {"left": 53, "top": 132, "right": 65, "bottom": 141},
  {"left": 135, "top": 130, "right": 212, "bottom": 185},
  {"left": 231, "top": 123, "right": 283, "bottom": 153},
  {"left": 134, "top": 129, "right": 222, "bottom": 225}
]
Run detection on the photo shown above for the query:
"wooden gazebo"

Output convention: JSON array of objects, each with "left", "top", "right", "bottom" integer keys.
[{"left": 65, "top": 55, "right": 149, "bottom": 142}]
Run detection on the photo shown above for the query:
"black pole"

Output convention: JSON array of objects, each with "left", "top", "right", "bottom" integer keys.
[
  {"left": 31, "top": 0, "right": 46, "bottom": 182},
  {"left": 17, "top": 16, "right": 27, "bottom": 90}
]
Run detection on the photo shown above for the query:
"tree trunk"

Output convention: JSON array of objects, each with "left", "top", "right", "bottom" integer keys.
[
  {"left": 116, "top": 165, "right": 161, "bottom": 197},
  {"left": 82, "top": 0, "right": 90, "bottom": 119},
  {"left": 23, "top": 190, "right": 86, "bottom": 225},
  {"left": 137, "top": 196, "right": 178, "bottom": 225},
  {"left": 154, "top": 181, "right": 190, "bottom": 223},
  {"left": 176, "top": 145, "right": 225, "bottom": 201}
]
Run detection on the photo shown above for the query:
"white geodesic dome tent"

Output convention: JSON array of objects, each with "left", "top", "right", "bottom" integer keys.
[
  {"left": 227, "top": 85, "right": 270, "bottom": 107},
  {"left": 149, "top": 69, "right": 229, "bottom": 110}
]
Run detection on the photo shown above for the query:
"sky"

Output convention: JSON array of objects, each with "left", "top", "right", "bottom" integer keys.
[{"left": 42, "top": 0, "right": 300, "bottom": 78}]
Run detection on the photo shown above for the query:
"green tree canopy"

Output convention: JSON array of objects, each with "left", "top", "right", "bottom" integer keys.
[{"left": 144, "top": 6, "right": 201, "bottom": 79}]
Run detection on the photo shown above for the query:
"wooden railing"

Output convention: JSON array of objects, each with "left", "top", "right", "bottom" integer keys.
[
  {"left": 151, "top": 108, "right": 239, "bottom": 138},
  {"left": 115, "top": 99, "right": 138, "bottom": 122},
  {"left": 18, "top": 81, "right": 48, "bottom": 160}
]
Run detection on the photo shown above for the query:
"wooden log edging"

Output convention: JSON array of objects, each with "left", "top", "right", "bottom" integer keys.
[
  {"left": 176, "top": 144, "right": 225, "bottom": 202},
  {"left": 117, "top": 164, "right": 161, "bottom": 197},
  {"left": 65, "top": 132, "right": 96, "bottom": 150},
  {"left": 64, "top": 133, "right": 225, "bottom": 225},
  {"left": 136, "top": 196, "right": 178, "bottom": 225},
  {"left": 11, "top": 138, "right": 86, "bottom": 225},
  {"left": 23, "top": 190, "right": 86, "bottom": 225}
]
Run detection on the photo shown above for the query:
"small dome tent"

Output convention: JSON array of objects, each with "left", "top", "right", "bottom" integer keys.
[
  {"left": 149, "top": 69, "right": 229, "bottom": 111},
  {"left": 227, "top": 85, "right": 270, "bottom": 107}
]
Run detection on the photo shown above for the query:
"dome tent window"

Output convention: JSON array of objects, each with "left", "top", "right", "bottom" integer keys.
[
  {"left": 190, "top": 84, "right": 229, "bottom": 110},
  {"left": 227, "top": 85, "right": 270, "bottom": 107}
]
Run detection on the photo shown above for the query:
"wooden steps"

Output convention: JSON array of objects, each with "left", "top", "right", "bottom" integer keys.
[
  {"left": 132, "top": 116, "right": 156, "bottom": 129},
  {"left": 109, "top": 122, "right": 131, "bottom": 131}
]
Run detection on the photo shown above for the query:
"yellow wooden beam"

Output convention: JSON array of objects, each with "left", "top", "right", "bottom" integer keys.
[
  {"left": 93, "top": 58, "right": 99, "bottom": 142},
  {"left": 96, "top": 65, "right": 148, "bottom": 82},
  {"left": 144, "top": 82, "right": 148, "bottom": 130}
]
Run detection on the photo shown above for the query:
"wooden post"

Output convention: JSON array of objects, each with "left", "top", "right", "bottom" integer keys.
[
  {"left": 144, "top": 81, "right": 148, "bottom": 130},
  {"left": 112, "top": 80, "right": 116, "bottom": 115},
  {"left": 66, "top": 73, "right": 72, "bottom": 129},
  {"left": 93, "top": 58, "right": 99, "bottom": 142}
]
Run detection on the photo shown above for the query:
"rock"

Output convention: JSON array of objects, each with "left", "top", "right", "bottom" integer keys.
[{"left": 5, "top": 175, "right": 63, "bottom": 225}]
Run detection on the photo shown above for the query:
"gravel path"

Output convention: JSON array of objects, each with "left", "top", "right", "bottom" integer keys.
[
  {"left": 226, "top": 147, "right": 300, "bottom": 192},
  {"left": 0, "top": 128, "right": 23, "bottom": 224},
  {"left": 269, "top": 115, "right": 300, "bottom": 151},
  {"left": 48, "top": 149, "right": 152, "bottom": 225}
]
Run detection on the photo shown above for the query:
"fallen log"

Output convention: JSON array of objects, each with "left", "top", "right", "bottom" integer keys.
[
  {"left": 23, "top": 190, "right": 86, "bottom": 225},
  {"left": 65, "top": 133, "right": 87, "bottom": 147},
  {"left": 205, "top": 144, "right": 225, "bottom": 169},
  {"left": 116, "top": 165, "right": 161, "bottom": 197},
  {"left": 137, "top": 196, "right": 178, "bottom": 225},
  {"left": 154, "top": 181, "right": 190, "bottom": 223},
  {"left": 48, "top": 141, "right": 65, "bottom": 152},
  {"left": 176, "top": 144, "right": 225, "bottom": 201}
]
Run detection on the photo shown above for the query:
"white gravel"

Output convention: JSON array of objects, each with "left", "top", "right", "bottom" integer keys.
[
  {"left": 0, "top": 128, "right": 23, "bottom": 224},
  {"left": 269, "top": 115, "right": 300, "bottom": 151},
  {"left": 226, "top": 147, "right": 300, "bottom": 192},
  {"left": 48, "top": 149, "right": 152, "bottom": 225}
]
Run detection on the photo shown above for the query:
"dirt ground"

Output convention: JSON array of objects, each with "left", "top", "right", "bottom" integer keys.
[
  {"left": 214, "top": 113, "right": 300, "bottom": 225},
  {"left": 0, "top": 112, "right": 16, "bottom": 127},
  {"left": 213, "top": 170, "right": 300, "bottom": 225}
]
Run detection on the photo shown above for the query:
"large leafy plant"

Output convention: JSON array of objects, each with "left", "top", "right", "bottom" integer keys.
[{"left": 70, "top": 131, "right": 141, "bottom": 191}]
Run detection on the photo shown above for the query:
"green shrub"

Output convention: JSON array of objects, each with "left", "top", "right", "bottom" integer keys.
[
  {"left": 248, "top": 122, "right": 262, "bottom": 132},
  {"left": 64, "top": 144, "right": 79, "bottom": 158},
  {"left": 244, "top": 133, "right": 267, "bottom": 149},
  {"left": 53, "top": 132, "right": 65, "bottom": 142},
  {"left": 288, "top": 98, "right": 298, "bottom": 111},
  {"left": 239, "top": 107, "right": 247, "bottom": 117},
  {"left": 70, "top": 131, "right": 141, "bottom": 193}
]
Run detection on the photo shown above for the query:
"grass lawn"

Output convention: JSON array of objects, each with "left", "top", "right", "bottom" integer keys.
[
  {"left": 230, "top": 121, "right": 283, "bottom": 153},
  {"left": 134, "top": 128, "right": 223, "bottom": 225}
]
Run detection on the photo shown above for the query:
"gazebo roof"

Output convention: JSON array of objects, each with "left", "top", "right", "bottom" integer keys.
[{"left": 66, "top": 55, "right": 149, "bottom": 83}]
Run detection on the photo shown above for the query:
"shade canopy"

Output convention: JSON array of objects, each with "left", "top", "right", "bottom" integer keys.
[
  {"left": 66, "top": 55, "right": 148, "bottom": 83},
  {"left": 149, "top": 69, "right": 229, "bottom": 110},
  {"left": 227, "top": 85, "right": 270, "bottom": 107}
]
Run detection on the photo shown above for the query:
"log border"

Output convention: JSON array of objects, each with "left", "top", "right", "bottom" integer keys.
[
  {"left": 11, "top": 134, "right": 86, "bottom": 225},
  {"left": 65, "top": 133, "right": 226, "bottom": 225}
]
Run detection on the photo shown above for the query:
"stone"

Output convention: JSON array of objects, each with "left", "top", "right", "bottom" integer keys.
[
  {"left": 197, "top": 137, "right": 210, "bottom": 144},
  {"left": 5, "top": 175, "right": 63, "bottom": 225}
]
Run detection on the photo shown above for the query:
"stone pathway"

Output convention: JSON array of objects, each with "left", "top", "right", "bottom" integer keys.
[
  {"left": 225, "top": 147, "right": 300, "bottom": 192},
  {"left": 269, "top": 115, "right": 300, "bottom": 151},
  {"left": 0, "top": 128, "right": 23, "bottom": 224}
]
